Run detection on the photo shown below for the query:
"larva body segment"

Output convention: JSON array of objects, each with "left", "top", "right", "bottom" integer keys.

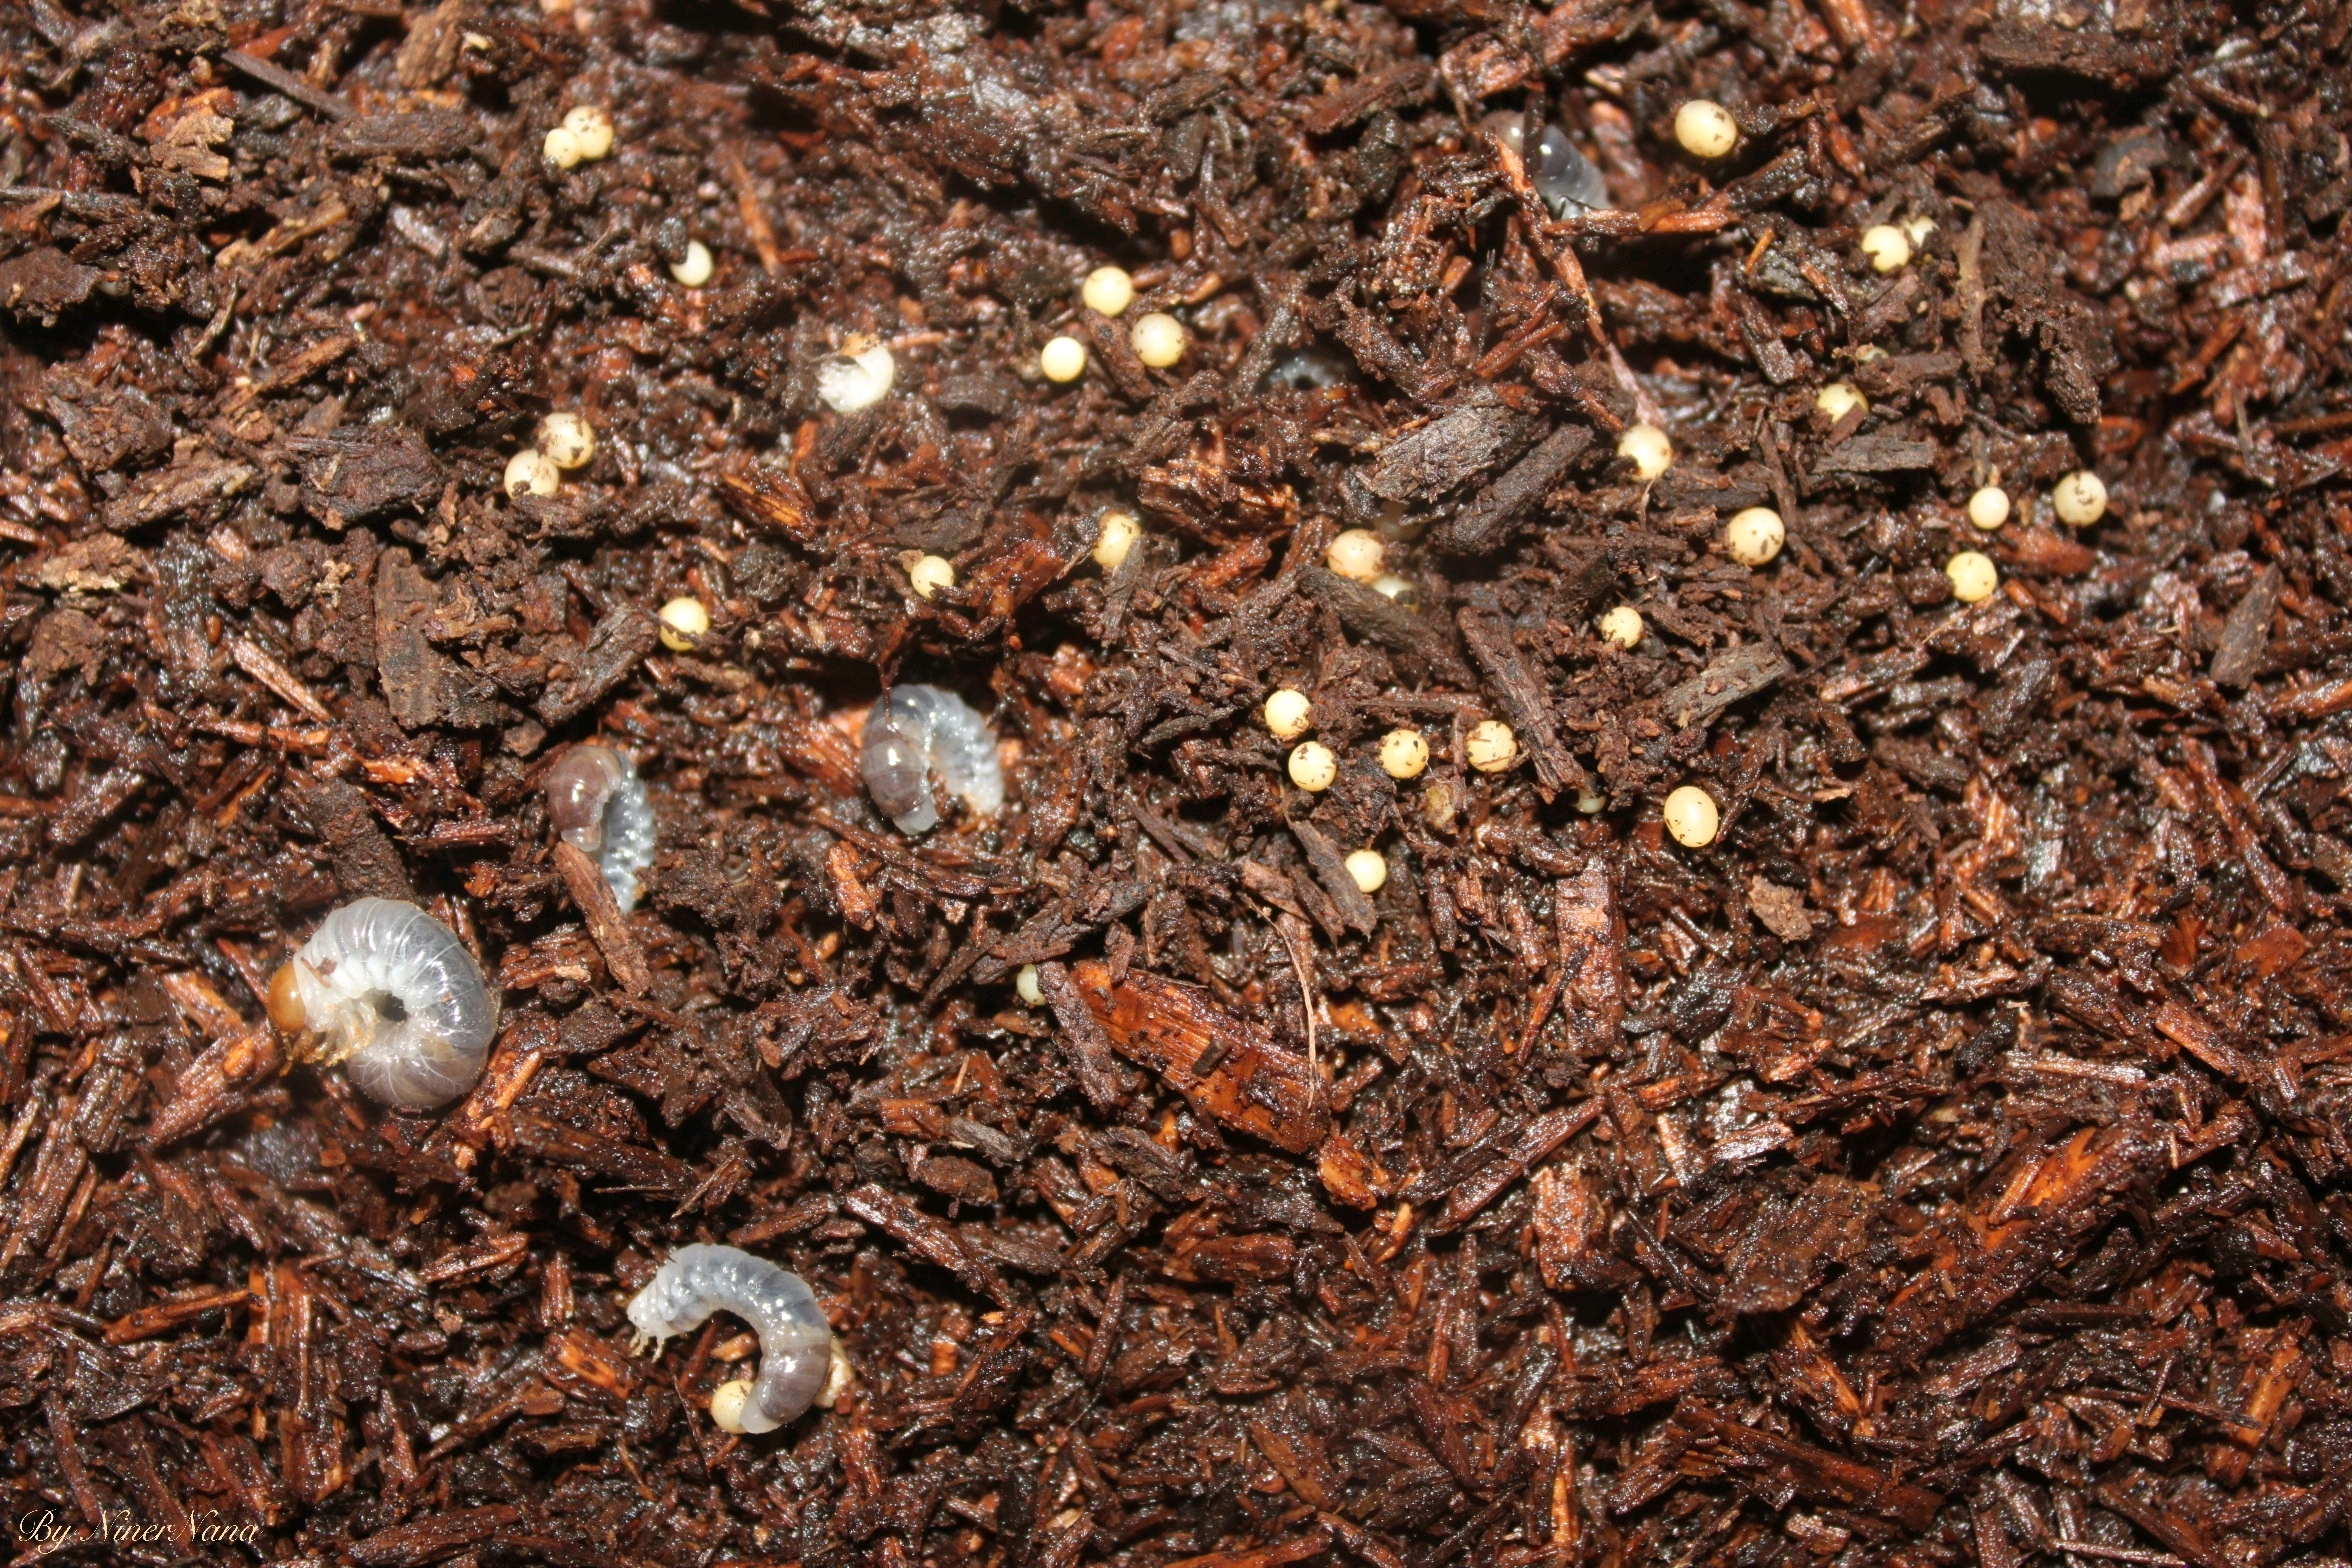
[
  {"left": 544, "top": 743, "right": 657, "bottom": 911},
  {"left": 277, "top": 898, "right": 498, "bottom": 1109},
  {"left": 860, "top": 684, "right": 1004, "bottom": 836},
  {"left": 626, "top": 1244, "right": 833, "bottom": 1433},
  {"left": 1533, "top": 124, "right": 1608, "bottom": 216}
]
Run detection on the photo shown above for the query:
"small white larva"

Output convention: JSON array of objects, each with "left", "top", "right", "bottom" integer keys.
[
  {"left": 861, "top": 684, "right": 1004, "bottom": 835},
  {"left": 543, "top": 743, "right": 657, "bottom": 912},
  {"left": 626, "top": 1244, "right": 834, "bottom": 1433},
  {"left": 817, "top": 342, "right": 895, "bottom": 414},
  {"left": 266, "top": 899, "right": 498, "bottom": 1109}
]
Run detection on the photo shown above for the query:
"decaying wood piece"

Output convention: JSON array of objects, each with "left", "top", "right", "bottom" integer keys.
[
  {"left": 1874, "top": 1124, "right": 2169, "bottom": 1361},
  {"left": 144, "top": 1026, "right": 282, "bottom": 1149},
  {"left": 1289, "top": 818, "right": 1378, "bottom": 936},
  {"left": 376, "top": 547, "right": 501, "bottom": 729},
  {"left": 1358, "top": 393, "right": 1540, "bottom": 507},
  {"left": 1553, "top": 860, "right": 1623, "bottom": 1059},
  {"left": 1067, "top": 959, "right": 1329, "bottom": 1153},
  {"left": 842, "top": 1182, "right": 1010, "bottom": 1303},
  {"left": 294, "top": 779, "right": 415, "bottom": 902},
  {"left": 1430, "top": 422, "right": 1592, "bottom": 555},
  {"left": 1298, "top": 566, "right": 1474, "bottom": 685},
  {"left": 552, "top": 841, "right": 652, "bottom": 995},
  {"left": 535, "top": 605, "right": 658, "bottom": 726},
  {"left": 1658, "top": 641, "right": 1792, "bottom": 730},
  {"left": 1037, "top": 959, "right": 1127, "bottom": 1112},
  {"left": 1457, "top": 602, "right": 1578, "bottom": 799},
  {"left": 9, "top": 3, "right": 2345, "bottom": 1562},
  {"left": 1676, "top": 1405, "right": 1943, "bottom": 1529},
  {"left": 716, "top": 464, "right": 821, "bottom": 547},
  {"left": 2210, "top": 564, "right": 2281, "bottom": 687},
  {"left": 1432, "top": 1102, "right": 1600, "bottom": 1231}
]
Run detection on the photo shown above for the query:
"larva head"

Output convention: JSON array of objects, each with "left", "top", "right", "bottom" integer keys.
[
  {"left": 624, "top": 1276, "right": 680, "bottom": 1348},
  {"left": 266, "top": 961, "right": 309, "bottom": 1035},
  {"left": 709, "top": 1379, "right": 756, "bottom": 1434},
  {"left": 546, "top": 744, "right": 630, "bottom": 854},
  {"left": 815, "top": 1340, "right": 855, "bottom": 1410}
]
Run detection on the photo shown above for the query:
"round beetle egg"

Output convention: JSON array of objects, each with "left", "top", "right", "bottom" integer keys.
[
  {"left": 1663, "top": 785, "right": 1719, "bottom": 847},
  {"left": 1264, "top": 688, "right": 1313, "bottom": 741},
  {"left": 1675, "top": 100, "right": 1739, "bottom": 159},
  {"left": 1130, "top": 312, "right": 1186, "bottom": 368},
  {"left": 1288, "top": 742, "right": 1338, "bottom": 792},
  {"left": 1724, "top": 507, "right": 1785, "bottom": 567},
  {"left": 1093, "top": 510, "right": 1140, "bottom": 570},
  {"left": 2053, "top": 470, "right": 2108, "bottom": 527},
  {"left": 1966, "top": 486, "right": 2011, "bottom": 531},
  {"left": 1466, "top": 721, "right": 1517, "bottom": 774},
  {"left": 1379, "top": 729, "right": 1429, "bottom": 779},
  {"left": 1082, "top": 267, "right": 1135, "bottom": 318},
  {"left": 1617, "top": 423, "right": 1673, "bottom": 481},
  {"left": 504, "top": 449, "right": 559, "bottom": 498},
  {"left": 538, "top": 412, "right": 595, "bottom": 470},
  {"left": 1039, "top": 336, "right": 1088, "bottom": 383},
  {"left": 658, "top": 596, "right": 709, "bottom": 652}
]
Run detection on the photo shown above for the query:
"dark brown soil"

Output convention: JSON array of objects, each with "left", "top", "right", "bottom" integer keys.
[{"left": 3, "top": 0, "right": 2351, "bottom": 1564}]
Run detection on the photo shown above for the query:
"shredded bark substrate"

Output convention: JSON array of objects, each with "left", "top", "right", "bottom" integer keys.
[{"left": 3, "top": 0, "right": 2351, "bottom": 1564}]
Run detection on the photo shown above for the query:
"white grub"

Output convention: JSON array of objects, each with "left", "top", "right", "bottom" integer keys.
[
  {"left": 626, "top": 1244, "right": 833, "bottom": 1433},
  {"left": 817, "top": 343, "right": 896, "bottom": 414},
  {"left": 1532, "top": 122, "right": 1607, "bottom": 216},
  {"left": 861, "top": 684, "right": 1004, "bottom": 835},
  {"left": 544, "top": 743, "right": 657, "bottom": 912},
  {"left": 266, "top": 899, "right": 498, "bottom": 1109}
]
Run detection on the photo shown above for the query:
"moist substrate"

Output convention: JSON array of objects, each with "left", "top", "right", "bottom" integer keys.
[{"left": 3, "top": 0, "right": 2352, "bottom": 1564}]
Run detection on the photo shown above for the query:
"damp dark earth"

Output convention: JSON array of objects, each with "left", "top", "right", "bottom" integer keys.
[{"left": 3, "top": 0, "right": 2351, "bottom": 1563}]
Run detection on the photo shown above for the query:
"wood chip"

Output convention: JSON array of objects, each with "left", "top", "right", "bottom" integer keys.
[
  {"left": 553, "top": 841, "right": 653, "bottom": 996},
  {"left": 1067, "top": 959, "right": 1329, "bottom": 1153}
]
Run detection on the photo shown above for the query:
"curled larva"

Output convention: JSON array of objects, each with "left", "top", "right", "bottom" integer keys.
[
  {"left": 1533, "top": 123, "right": 1608, "bottom": 217},
  {"left": 544, "top": 743, "right": 657, "bottom": 912},
  {"left": 816, "top": 342, "right": 894, "bottom": 415},
  {"left": 265, "top": 898, "right": 498, "bottom": 1109},
  {"left": 626, "top": 1244, "right": 833, "bottom": 1433},
  {"left": 1260, "top": 348, "right": 1354, "bottom": 392},
  {"left": 860, "top": 684, "right": 1004, "bottom": 836}
]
